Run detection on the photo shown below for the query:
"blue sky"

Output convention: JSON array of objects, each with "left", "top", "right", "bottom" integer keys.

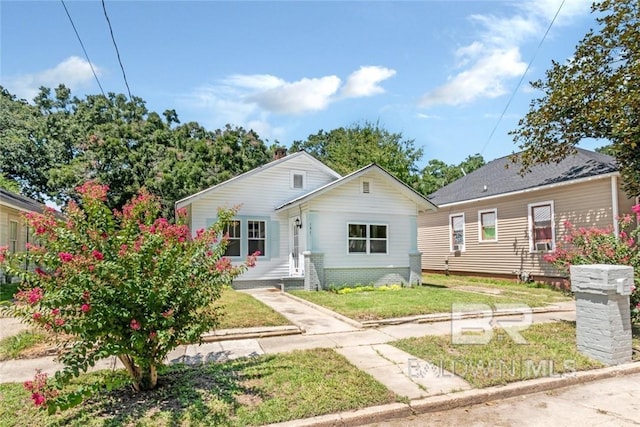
[{"left": 1, "top": 0, "right": 602, "bottom": 169}]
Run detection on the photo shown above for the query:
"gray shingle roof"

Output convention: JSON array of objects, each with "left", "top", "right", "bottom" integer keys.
[
  {"left": 0, "top": 188, "right": 47, "bottom": 213},
  {"left": 427, "top": 148, "right": 618, "bottom": 206}
]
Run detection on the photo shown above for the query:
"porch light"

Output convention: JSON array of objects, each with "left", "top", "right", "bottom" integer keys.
[{"left": 295, "top": 217, "right": 302, "bottom": 229}]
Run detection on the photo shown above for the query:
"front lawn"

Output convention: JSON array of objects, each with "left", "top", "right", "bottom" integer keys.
[
  {"left": 0, "top": 348, "right": 397, "bottom": 426},
  {"left": 393, "top": 321, "right": 603, "bottom": 388},
  {"left": 215, "top": 288, "right": 291, "bottom": 329},
  {"left": 290, "top": 275, "right": 571, "bottom": 321}
]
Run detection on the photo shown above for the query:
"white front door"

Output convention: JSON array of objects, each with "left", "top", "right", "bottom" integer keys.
[{"left": 289, "top": 218, "right": 304, "bottom": 276}]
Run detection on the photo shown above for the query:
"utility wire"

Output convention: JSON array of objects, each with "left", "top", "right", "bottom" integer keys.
[
  {"left": 60, "top": 0, "right": 105, "bottom": 97},
  {"left": 101, "top": 0, "right": 133, "bottom": 99},
  {"left": 478, "top": 0, "right": 566, "bottom": 156}
]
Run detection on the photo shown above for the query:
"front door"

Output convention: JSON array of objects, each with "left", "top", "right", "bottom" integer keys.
[{"left": 289, "top": 218, "right": 304, "bottom": 276}]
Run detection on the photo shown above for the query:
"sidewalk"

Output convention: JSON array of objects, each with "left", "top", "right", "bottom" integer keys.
[{"left": 2, "top": 288, "right": 636, "bottom": 426}]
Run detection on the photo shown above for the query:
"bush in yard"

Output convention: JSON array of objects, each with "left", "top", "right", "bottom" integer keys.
[
  {"left": 543, "top": 204, "right": 640, "bottom": 323},
  {"left": 0, "top": 181, "right": 256, "bottom": 413}
]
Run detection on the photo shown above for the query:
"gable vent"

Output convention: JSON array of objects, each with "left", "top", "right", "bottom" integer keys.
[{"left": 362, "top": 181, "right": 370, "bottom": 194}]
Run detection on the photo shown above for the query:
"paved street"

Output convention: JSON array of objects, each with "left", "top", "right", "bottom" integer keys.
[{"left": 364, "top": 372, "right": 640, "bottom": 427}]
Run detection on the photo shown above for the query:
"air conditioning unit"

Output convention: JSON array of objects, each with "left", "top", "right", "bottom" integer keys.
[{"left": 452, "top": 244, "right": 462, "bottom": 252}]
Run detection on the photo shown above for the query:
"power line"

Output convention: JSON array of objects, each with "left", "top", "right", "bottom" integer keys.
[
  {"left": 60, "top": 0, "right": 105, "bottom": 97},
  {"left": 101, "top": 0, "right": 133, "bottom": 99},
  {"left": 479, "top": 0, "right": 566, "bottom": 157}
]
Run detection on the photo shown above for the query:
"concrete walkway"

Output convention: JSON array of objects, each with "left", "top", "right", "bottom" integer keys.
[
  {"left": 240, "top": 287, "right": 359, "bottom": 334},
  {"left": 0, "top": 289, "right": 578, "bottom": 403}
]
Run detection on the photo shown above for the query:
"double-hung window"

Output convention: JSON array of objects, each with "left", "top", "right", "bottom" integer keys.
[
  {"left": 223, "top": 220, "right": 241, "bottom": 257},
  {"left": 449, "top": 213, "right": 465, "bottom": 252},
  {"left": 222, "top": 219, "right": 267, "bottom": 257},
  {"left": 248, "top": 220, "right": 266, "bottom": 256},
  {"left": 528, "top": 201, "right": 555, "bottom": 252},
  {"left": 9, "top": 220, "right": 18, "bottom": 253},
  {"left": 348, "top": 223, "right": 387, "bottom": 254},
  {"left": 478, "top": 209, "right": 497, "bottom": 242}
]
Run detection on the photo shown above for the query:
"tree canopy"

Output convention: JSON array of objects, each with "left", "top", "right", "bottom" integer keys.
[
  {"left": 511, "top": 0, "right": 640, "bottom": 195},
  {"left": 418, "top": 154, "right": 485, "bottom": 196},
  {"left": 0, "top": 85, "right": 273, "bottom": 216},
  {"left": 290, "top": 121, "right": 424, "bottom": 189}
]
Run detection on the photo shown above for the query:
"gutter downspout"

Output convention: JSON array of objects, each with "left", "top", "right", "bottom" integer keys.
[{"left": 611, "top": 175, "right": 619, "bottom": 237}]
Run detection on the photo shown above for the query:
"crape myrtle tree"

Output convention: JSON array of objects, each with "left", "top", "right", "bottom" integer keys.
[
  {"left": 543, "top": 204, "right": 640, "bottom": 323},
  {"left": 0, "top": 182, "right": 257, "bottom": 413},
  {"left": 511, "top": 0, "right": 640, "bottom": 195}
]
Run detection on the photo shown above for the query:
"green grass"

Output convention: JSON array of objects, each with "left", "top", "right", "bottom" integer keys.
[
  {"left": 0, "top": 330, "right": 48, "bottom": 361},
  {"left": 0, "top": 348, "right": 397, "bottom": 426},
  {"left": 0, "top": 282, "right": 19, "bottom": 303},
  {"left": 215, "top": 288, "right": 290, "bottom": 329},
  {"left": 393, "top": 321, "right": 604, "bottom": 388},
  {"left": 290, "top": 275, "right": 570, "bottom": 321}
]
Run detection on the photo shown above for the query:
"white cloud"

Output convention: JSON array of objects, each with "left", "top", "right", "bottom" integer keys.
[
  {"left": 416, "top": 113, "right": 441, "bottom": 120},
  {"left": 341, "top": 66, "right": 396, "bottom": 98},
  {"left": 249, "top": 75, "right": 342, "bottom": 115},
  {"left": 420, "top": 47, "right": 526, "bottom": 107},
  {"left": 2, "top": 56, "right": 100, "bottom": 101},
  {"left": 181, "top": 66, "right": 395, "bottom": 140},
  {"left": 419, "top": 0, "right": 591, "bottom": 108}
]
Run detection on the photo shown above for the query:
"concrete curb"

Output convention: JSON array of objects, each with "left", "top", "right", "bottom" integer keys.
[
  {"left": 282, "top": 290, "right": 365, "bottom": 329},
  {"left": 201, "top": 325, "right": 302, "bottom": 342},
  {"left": 265, "top": 362, "right": 640, "bottom": 427}
]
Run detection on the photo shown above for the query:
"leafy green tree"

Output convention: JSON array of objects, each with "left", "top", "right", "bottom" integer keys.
[
  {"left": 0, "top": 86, "right": 272, "bottom": 217},
  {"left": 0, "top": 174, "right": 20, "bottom": 193},
  {"left": 291, "top": 121, "right": 423, "bottom": 188},
  {"left": 418, "top": 154, "right": 485, "bottom": 195},
  {"left": 0, "top": 87, "right": 51, "bottom": 199},
  {"left": 511, "top": 0, "right": 640, "bottom": 194},
  {"left": 0, "top": 182, "right": 256, "bottom": 412}
]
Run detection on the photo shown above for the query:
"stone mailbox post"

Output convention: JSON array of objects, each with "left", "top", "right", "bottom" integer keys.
[{"left": 570, "top": 264, "right": 633, "bottom": 366}]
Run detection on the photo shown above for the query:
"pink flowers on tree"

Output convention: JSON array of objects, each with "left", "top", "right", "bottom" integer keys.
[
  {"left": 0, "top": 181, "right": 256, "bottom": 413},
  {"left": 544, "top": 204, "right": 640, "bottom": 323}
]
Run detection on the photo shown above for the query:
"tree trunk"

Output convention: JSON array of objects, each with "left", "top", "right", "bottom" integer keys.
[{"left": 118, "top": 354, "right": 158, "bottom": 392}]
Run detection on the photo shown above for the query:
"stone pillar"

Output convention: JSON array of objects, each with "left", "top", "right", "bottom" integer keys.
[
  {"left": 303, "top": 251, "right": 324, "bottom": 291},
  {"left": 409, "top": 251, "right": 422, "bottom": 286},
  {"left": 570, "top": 264, "right": 633, "bottom": 366}
]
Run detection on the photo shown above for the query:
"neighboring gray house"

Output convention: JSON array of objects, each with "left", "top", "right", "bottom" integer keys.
[
  {"left": 176, "top": 151, "right": 437, "bottom": 290},
  {"left": 418, "top": 148, "right": 637, "bottom": 282}
]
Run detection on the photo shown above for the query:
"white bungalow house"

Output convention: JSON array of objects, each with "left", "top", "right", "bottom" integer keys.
[{"left": 176, "top": 151, "right": 437, "bottom": 290}]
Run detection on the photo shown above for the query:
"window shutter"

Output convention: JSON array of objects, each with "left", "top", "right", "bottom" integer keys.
[{"left": 269, "top": 220, "right": 280, "bottom": 257}]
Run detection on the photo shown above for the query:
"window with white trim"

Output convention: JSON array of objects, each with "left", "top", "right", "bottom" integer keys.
[
  {"left": 348, "top": 223, "right": 387, "bottom": 254},
  {"left": 9, "top": 220, "right": 18, "bottom": 253},
  {"left": 478, "top": 209, "right": 497, "bottom": 242},
  {"left": 528, "top": 201, "right": 555, "bottom": 252},
  {"left": 290, "top": 170, "right": 306, "bottom": 189},
  {"left": 248, "top": 220, "right": 266, "bottom": 256},
  {"left": 223, "top": 220, "right": 241, "bottom": 257},
  {"left": 449, "top": 213, "right": 465, "bottom": 252}
]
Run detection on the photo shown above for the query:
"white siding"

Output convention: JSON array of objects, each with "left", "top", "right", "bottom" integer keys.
[
  {"left": 189, "top": 155, "right": 339, "bottom": 281},
  {"left": 306, "top": 170, "right": 419, "bottom": 269}
]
